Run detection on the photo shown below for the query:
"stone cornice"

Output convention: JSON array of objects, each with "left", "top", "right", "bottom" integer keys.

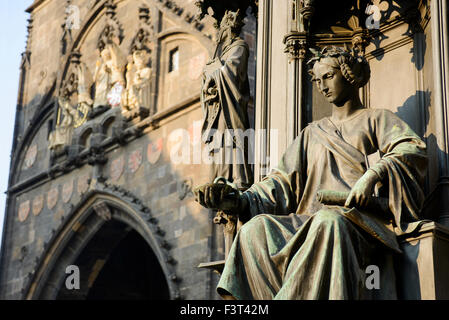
[{"left": 25, "top": 0, "right": 47, "bottom": 13}]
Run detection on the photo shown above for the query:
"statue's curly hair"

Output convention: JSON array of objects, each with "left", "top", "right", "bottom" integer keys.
[{"left": 307, "top": 46, "right": 371, "bottom": 88}]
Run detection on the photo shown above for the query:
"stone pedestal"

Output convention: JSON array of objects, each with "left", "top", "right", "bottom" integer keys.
[{"left": 397, "top": 222, "right": 449, "bottom": 299}]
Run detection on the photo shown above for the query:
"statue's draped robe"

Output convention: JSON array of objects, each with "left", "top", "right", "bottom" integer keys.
[
  {"left": 217, "top": 108, "right": 428, "bottom": 300},
  {"left": 94, "top": 62, "right": 111, "bottom": 108},
  {"left": 132, "top": 68, "right": 151, "bottom": 111},
  {"left": 201, "top": 38, "right": 253, "bottom": 189},
  {"left": 94, "top": 44, "right": 126, "bottom": 109}
]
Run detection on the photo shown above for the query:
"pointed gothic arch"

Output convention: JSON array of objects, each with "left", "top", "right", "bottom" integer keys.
[
  {"left": 23, "top": 189, "right": 181, "bottom": 300},
  {"left": 9, "top": 80, "right": 57, "bottom": 186}
]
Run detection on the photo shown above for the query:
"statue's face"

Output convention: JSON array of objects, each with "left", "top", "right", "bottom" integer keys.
[
  {"left": 101, "top": 49, "right": 111, "bottom": 62},
  {"left": 312, "top": 58, "right": 353, "bottom": 105},
  {"left": 133, "top": 50, "right": 147, "bottom": 68},
  {"left": 219, "top": 12, "right": 238, "bottom": 41}
]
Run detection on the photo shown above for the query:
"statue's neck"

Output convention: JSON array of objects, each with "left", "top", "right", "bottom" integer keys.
[{"left": 331, "top": 94, "right": 364, "bottom": 122}]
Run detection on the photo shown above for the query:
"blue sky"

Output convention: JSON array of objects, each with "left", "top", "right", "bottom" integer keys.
[{"left": 0, "top": 1, "right": 32, "bottom": 247}]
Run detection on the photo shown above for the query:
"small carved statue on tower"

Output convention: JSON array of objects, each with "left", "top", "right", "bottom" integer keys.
[
  {"left": 49, "top": 97, "right": 78, "bottom": 151},
  {"left": 122, "top": 49, "right": 152, "bottom": 115},
  {"left": 76, "top": 62, "right": 93, "bottom": 121},
  {"left": 93, "top": 41, "right": 126, "bottom": 109}
]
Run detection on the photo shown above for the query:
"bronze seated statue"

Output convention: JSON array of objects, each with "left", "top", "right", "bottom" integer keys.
[{"left": 194, "top": 46, "right": 428, "bottom": 300}]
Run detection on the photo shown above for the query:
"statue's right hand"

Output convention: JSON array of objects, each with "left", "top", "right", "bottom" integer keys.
[
  {"left": 204, "top": 76, "right": 215, "bottom": 91},
  {"left": 193, "top": 183, "right": 240, "bottom": 213}
]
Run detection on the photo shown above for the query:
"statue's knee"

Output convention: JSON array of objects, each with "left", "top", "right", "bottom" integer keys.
[
  {"left": 312, "top": 209, "right": 346, "bottom": 228},
  {"left": 238, "top": 214, "right": 269, "bottom": 241}
]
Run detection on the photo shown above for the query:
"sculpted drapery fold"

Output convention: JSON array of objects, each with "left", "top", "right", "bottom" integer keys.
[
  {"left": 243, "top": 109, "right": 428, "bottom": 237},
  {"left": 216, "top": 108, "right": 428, "bottom": 300}
]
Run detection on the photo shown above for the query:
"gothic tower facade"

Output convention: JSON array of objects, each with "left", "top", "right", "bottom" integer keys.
[{"left": 0, "top": 0, "right": 256, "bottom": 300}]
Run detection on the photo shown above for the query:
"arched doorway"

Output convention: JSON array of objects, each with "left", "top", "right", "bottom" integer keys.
[
  {"left": 56, "top": 220, "right": 170, "bottom": 300},
  {"left": 25, "top": 192, "right": 179, "bottom": 300}
]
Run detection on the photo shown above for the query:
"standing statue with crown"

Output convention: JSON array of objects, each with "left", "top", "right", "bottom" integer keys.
[
  {"left": 198, "top": 6, "right": 255, "bottom": 259},
  {"left": 200, "top": 9, "right": 254, "bottom": 190},
  {"left": 194, "top": 46, "right": 428, "bottom": 300}
]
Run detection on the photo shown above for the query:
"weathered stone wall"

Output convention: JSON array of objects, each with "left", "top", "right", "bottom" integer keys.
[{"left": 0, "top": 0, "right": 257, "bottom": 300}]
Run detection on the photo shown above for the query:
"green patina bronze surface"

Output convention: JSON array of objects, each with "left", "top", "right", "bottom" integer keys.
[
  {"left": 195, "top": 47, "right": 428, "bottom": 300},
  {"left": 217, "top": 108, "right": 427, "bottom": 299}
]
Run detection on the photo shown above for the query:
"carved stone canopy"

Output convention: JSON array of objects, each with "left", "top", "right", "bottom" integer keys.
[
  {"left": 59, "top": 51, "right": 81, "bottom": 99},
  {"left": 129, "top": 5, "right": 154, "bottom": 55},
  {"left": 130, "top": 29, "right": 152, "bottom": 54},
  {"left": 97, "top": 0, "right": 124, "bottom": 51}
]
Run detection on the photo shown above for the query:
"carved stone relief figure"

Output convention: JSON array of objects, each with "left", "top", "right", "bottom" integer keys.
[
  {"left": 93, "top": 47, "right": 112, "bottom": 108},
  {"left": 49, "top": 59, "right": 94, "bottom": 151},
  {"left": 122, "top": 49, "right": 152, "bottom": 115},
  {"left": 49, "top": 97, "right": 78, "bottom": 150},
  {"left": 194, "top": 47, "right": 428, "bottom": 300},
  {"left": 122, "top": 5, "right": 155, "bottom": 118},
  {"left": 93, "top": 42, "right": 126, "bottom": 109},
  {"left": 75, "top": 62, "right": 93, "bottom": 126}
]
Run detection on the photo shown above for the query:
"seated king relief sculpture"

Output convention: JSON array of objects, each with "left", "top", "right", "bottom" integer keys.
[{"left": 194, "top": 46, "right": 428, "bottom": 300}]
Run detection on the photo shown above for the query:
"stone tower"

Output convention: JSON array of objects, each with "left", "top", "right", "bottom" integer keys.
[{"left": 0, "top": 0, "right": 256, "bottom": 300}]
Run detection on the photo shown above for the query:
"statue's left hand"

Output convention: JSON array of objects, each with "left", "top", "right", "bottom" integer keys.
[
  {"left": 345, "top": 170, "right": 379, "bottom": 209},
  {"left": 204, "top": 76, "right": 215, "bottom": 91},
  {"left": 193, "top": 183, "right": 242, "bottom": 214}
]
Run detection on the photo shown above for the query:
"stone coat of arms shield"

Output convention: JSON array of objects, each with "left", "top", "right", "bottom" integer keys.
[
  {"left": 110, "top": 156, "right": 125, "bottom": 181},
  {"left": 128, "top": 149, "right": 142, "bottom": 173},
  {"left": 18, "top": 200, "right": 30, "bottom": 222},
  {"left": 62, "top": 181, "right": 73, "bottom": 203},
  {"left": 47, "top": 187, "right": 59, "bottom": 210},
  {"left": 32, "top": 195, "right": 44, "bottom": 216}
]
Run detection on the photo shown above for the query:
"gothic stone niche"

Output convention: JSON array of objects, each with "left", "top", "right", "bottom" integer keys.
[
  {"left": 122, "top": 5, "right": 155, "bottom": 120},
  {"left": 93, "top": 41, "right": 127, "bottom": 111},
  {"left": 90, "top": 0, "right": 126, "bottom": 117},
  {"left": 296, "top": 0, "right": 427, "bottom": 125},
  {"left": 122, "top": 48, "right": 153, "bottom": 117},
  {"left": 49, "top": 53, "right": 93, "bottom": 152}
]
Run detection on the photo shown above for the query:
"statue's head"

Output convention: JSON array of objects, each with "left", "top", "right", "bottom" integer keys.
[
  {"left": 307, "top": 46, "right": 370, "bottom": 105},
  {"left": 133, "top": 50, "right": 150, "bottom": 68},
  {"left": 301, "top": 0, "right": 315, "bottom": 7},
  {"left": 219, "top": 10, "right": 244, "bottom": 39},
  {"left": 100, "top": 48, "right": 112, "bottom": 62}
]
